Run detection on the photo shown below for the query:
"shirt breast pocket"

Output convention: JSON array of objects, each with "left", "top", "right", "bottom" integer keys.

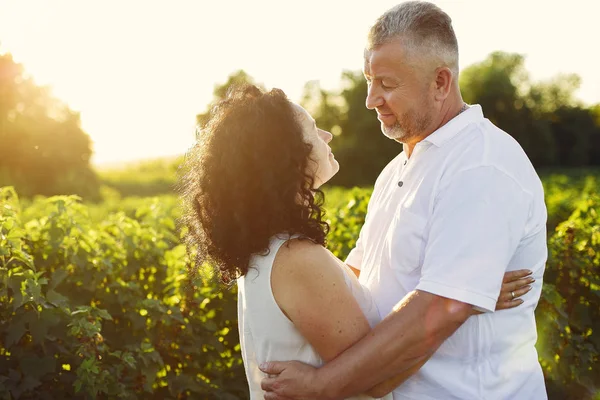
[{"left": 387, "top": 206, "right": 428, "bottom": 274}]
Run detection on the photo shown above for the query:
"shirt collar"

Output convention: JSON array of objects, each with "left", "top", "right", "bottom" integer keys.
[{"left": 421, "top": 104, "right": 484, "bottom": 148}]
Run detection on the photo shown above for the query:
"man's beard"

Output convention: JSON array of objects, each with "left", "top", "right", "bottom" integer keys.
[{"left": 381, "top": 102, "right": 433, "bottom": 142}]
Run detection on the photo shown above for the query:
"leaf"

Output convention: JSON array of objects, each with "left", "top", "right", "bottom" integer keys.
[
  {"left": 7, "top": 274, "right": 25, "bottom": 310},
  {"left": 46, "top": 289, "right": 69, "bottom": 307},
  {"left": 14, "top": 376, "right": 42, "bottom": 398},
  {"left": 30, "top": 309, "right": 60, "bottom": 345},
  {"left": 29, "top": 318, "right": 49, "bottom": 346},
  {"left": 141, "top": 364, "right": 160, "bottom": 392},
  {"left": 6, "top": 321, "right": 27, "bottom": 348},
  {"left": 25, "top": 277, "right": 42, "bottom": 304},
  {"left": 19, "top": 355, "right": 56, "bottom": 380},
  {"left": 8, "top": 368, "right": 21, "bottom": 382},
  {"left": 71, "top": 306, "right": 91, "bottom": 316},
  {"left": 121, "top": 352, "right": 136, "bottom": 369},
  {"left": 11, "top": 248, "right": 35, "bottom": 270},
  {"left": 95, "top": 308, "right": 112, "bottom": 321},
  {"left": 204, "top": 320, "right": 217, "bottom": 332},
  {"left": 49, "top": 268, "right": 69, "bottom": 291},
  {"left": 6, "top": 227, "right": 26, "bottom": 240}
]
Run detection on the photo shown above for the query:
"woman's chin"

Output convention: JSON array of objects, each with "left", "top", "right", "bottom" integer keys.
[
  {"left": 331, "top": 158, "right": 340, "bottom": 175},
  {"left": 317, "top": 162, "right": 340, "bottom": 188}
]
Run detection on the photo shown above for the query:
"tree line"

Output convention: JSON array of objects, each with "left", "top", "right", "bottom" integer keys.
[
  {"left": 1, "top": 50, "right": 599, "bottom": 197},
  {"left": 199, "top": 52, "right": 600, "bottom": 187},
  {"left": 0, "top": 53, "right": 98, "bottom": 198}
]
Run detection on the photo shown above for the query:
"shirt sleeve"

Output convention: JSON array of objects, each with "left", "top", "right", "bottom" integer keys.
[
  {"left": 345, "top": 229, "right": 365, "bottom": 270},
  {"left": 415, "top": 166, "right": 531, "bottom": 312}
]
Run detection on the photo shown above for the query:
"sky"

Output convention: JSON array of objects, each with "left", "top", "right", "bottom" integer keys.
[{"left": 0, "top": 0, "right": 598, "bottom": 166}]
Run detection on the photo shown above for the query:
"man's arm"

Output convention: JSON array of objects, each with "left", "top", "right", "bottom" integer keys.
[
  {"left": 347, "top": 264, "right": 360, "bottom": 279},
  {"left": 261, "top": 269, "right": 532, "bottom": 399},
  {"left": 337, "top": 290, "right": 470, "bottom": 398},
  {"left": 345, "top": 232, "right": 365, "bottom": 279},
  {"left": 261, "top": 290, "right": 470, "bottom": 400}
]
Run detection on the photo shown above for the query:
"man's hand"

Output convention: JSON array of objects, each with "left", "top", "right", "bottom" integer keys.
[{"left": 260, "top": 361, "right": 325, "bottom": 400}]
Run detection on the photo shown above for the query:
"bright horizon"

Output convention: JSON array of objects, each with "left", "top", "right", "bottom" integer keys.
[{"left": 0, "top": 0, "right": 598, "bottom": 166}]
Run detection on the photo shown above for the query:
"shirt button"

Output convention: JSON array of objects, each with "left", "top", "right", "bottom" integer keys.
[{"left": 398, "top": 181, "right": 404, "bottom": 187}]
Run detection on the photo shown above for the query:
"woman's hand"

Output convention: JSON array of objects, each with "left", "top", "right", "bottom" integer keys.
[{"left": 473, "top": 269, "right": 534, "bottom": 314}]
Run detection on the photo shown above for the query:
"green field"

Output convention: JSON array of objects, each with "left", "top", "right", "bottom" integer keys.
[{"left": 1, "top": 168, "right": 599, "bottom": 399}]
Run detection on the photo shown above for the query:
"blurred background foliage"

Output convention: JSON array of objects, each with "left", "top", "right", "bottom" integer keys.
[{"left": 1, "top": 50, "right": 599, "bottom": 399}]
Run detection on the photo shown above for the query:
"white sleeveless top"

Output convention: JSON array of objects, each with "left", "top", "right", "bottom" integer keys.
[{"left": 237, "top": 234, "right": 391, "bottom": 400}]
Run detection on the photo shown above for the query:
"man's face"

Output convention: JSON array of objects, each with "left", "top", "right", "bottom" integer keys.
[{"left": 363, "top": 39, "right": 436, "bottom": 144}]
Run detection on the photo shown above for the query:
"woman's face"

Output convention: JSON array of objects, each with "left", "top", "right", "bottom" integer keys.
[{"left": 292, "top": 103, "right": 339, "bottom": 188}]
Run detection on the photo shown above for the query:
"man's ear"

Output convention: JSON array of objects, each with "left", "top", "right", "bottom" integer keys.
[{"left": 433, "top": 67, "right": 454, "bottom": 101}]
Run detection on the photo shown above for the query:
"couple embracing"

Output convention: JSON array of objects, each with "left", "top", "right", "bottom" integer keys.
[{"left": 181, "top": 2, "right": 548, "bottom": 399}]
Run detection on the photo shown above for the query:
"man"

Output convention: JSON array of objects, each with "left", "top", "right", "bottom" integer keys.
[{"left": 260, "top": 2, "right": 548, "bottom": 399}]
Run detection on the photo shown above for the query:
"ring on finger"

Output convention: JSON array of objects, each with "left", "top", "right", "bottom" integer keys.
[{"left": 511, "top": 291, "right": 515, "bottom": 299}]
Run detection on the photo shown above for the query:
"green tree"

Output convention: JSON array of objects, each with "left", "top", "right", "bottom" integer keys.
[
  {"left": 546, "top": 106, "right": 598, "bottom": 167},
  {"left": 590, "top": 104, "right": 600, "bottom": 126},
  {"left": 590, "top": 104, "right": 600, "bottom": 165},
  {"left": 0, "top": 53, "right": 98, "bottom": 198},
  {"left": 300, "top": 80, "right": 343, "bottom": 136},
  {"left": 527, "top": 74, "right": 599, "bottom": 167},
  {"left": 527, "top": 73, "right": 582, "bottom": 114},
  {"left": 460, "top": 52, "right": 557, "bottom": 167},
  {"left": 197, "top": 61, "right": 600, "bottom": 189},
  {"left": 196, "top": 70, "right": 263, "bottom": 128},
  {"left": 460, "top": 51, "right": 600, "bottom": 169}
]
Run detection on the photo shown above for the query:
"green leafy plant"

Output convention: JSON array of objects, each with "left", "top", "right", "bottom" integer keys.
[
  {"left": 1, "top": 182, "right": 598, "bottom": 399},
  {"left": 0, "top": 187, "right": 244, "bottom": 399},
  {"left": 539, "top": 195, "right": 600, "bottom": 399}
]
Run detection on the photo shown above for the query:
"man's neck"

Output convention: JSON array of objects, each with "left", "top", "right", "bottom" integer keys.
[{"left": 403, "top": 100, "right": 467, "bottom": 158}]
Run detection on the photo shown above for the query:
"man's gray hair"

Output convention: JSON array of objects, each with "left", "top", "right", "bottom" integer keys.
[{"left": 368, "top": 1, "right": 459, "bottom": 76}]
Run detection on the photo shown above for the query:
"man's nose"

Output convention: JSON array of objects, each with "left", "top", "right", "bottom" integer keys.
[{"left": 366, "top": 84, "right": 384, "bottom": 110}]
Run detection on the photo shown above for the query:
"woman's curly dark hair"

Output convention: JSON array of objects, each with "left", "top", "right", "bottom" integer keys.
[{"left": 179, "top": 85, "right": 329, "bottom": 285}]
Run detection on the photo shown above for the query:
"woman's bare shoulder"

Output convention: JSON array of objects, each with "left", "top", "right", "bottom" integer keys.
[{"left": 272, "top": 238, "right": 344, "bottom": 281}]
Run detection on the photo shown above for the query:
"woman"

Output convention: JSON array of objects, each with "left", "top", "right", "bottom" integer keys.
[{"left": 180, "top": 85, "right": 532, "bottom": 399}]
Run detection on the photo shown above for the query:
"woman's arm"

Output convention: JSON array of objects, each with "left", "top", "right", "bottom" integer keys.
[{"left": 271, "top": 239, "right": 372, "bottom": 363}]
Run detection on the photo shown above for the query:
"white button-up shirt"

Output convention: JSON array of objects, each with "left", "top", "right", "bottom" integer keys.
[{"left": 346, "top": 105, "right": 548, "bottom": 400}]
